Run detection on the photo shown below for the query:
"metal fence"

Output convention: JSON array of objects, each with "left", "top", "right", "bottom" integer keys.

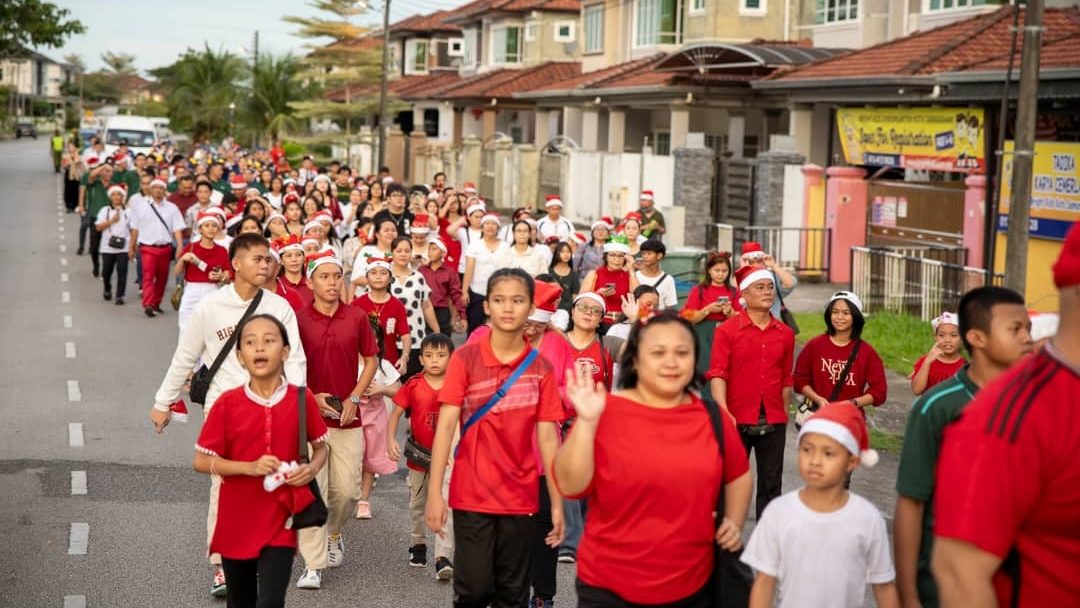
[
  {"left": 850, "top": 246, "right": 1004, "bottom": 321},
  {"left": 709, "top": 223, "right": 832, "bottom": 279}
]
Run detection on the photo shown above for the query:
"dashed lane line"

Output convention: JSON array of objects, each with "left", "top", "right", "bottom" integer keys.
[
  {"left": 67, "top": 523, "right": 89, "bottom": 555},
  {"left": 71, "top": 471, "right": 87, "bottom": 495},
  {"left": 68, "top": 423, "right": 84, "bottom": 447}
]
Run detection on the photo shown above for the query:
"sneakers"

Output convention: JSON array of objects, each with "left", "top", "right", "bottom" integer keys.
[
  {"left": 354, "top": 500, "right": 372, "bottom": 519},
  {"left": 409, "top": 544, "right": 427, "bottom": 567},
  {"left": 434, "top": 557, "right": 453, "bottom": 581},
  {"left": 103, "top": 289, "right": 111, "bottom": 301},
  {"left": 296, "top": 569, "right": 321, "bottom": 590},
  {"left": 557, "top": 551, "right": 576, "bottom": 564},
  {"left": 210, "top": 567, "right": 227, "bottom": 597},
  {"left": 327, "top": 534, "right": 344, "bottom": 568},
  {"left": 115, "top": 297, "right": 124, "bottom": 306},
  {"left": 144, "top": 307, "right": 156, "bottom": 318}
]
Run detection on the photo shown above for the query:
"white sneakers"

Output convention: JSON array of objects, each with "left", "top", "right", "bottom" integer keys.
[
  {"left": 328, "top": 534, "right": 344, "bottom": 568},
  {"left": 296, "top": 569, "right": 322, "bottom": 590}
]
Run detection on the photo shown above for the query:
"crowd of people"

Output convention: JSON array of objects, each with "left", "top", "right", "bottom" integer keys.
[{"left": 56, "top": 135, "right": 1079, "bottom": 608}]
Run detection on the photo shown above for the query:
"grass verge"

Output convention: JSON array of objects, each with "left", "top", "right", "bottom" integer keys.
[
  {"left": 869, "top": 428, "right": 905, "bottom": 453},
  {"left": 792, "top": 311, "right": 934, "bottom": 377}
]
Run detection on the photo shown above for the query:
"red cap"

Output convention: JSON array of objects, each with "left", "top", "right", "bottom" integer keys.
[
  {"left": 1053, "top": 222, "right": 1080, "bottom": 288},
  {"left": 529, "top": 280, "right": 564, "bottom": 323},
  {"left": 741, "top": 241, "right": 764, "bottom": 257}
]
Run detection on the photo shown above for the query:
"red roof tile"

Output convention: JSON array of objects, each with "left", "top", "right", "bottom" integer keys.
[
  {"left": 414, "top": 62, "right": 582, "bottom": 100},
  {"left": 770, "top": 6, "right": 1080, "bottom": 81},
  {"left": 449, "top": 0, "right": 580, "bottom": 22},
  {"left": 531, "top": 54, "right": 667, "bottom": 92},
  {"left": 390, "top": 11, "right": 462, "bottom": 33}
]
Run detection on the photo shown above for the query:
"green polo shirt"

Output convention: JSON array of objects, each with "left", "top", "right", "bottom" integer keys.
[
  {"left": 642, "top": 208, "right": 665, "bottom": 238},
  {"left": 896, "top": 365, "right": 979, "bottom": 608},
  {"left": 114, "top": 169, "right": 140, "bottom": 199},
  {"left": 82, "top": 173, "right": 113, "bottom": 217},
  {"left": 211, "top": 180, "right": 230, "bottom": 195}
]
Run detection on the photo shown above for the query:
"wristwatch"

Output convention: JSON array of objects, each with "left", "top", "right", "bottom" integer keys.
[
  {"left": 349, "top": 395, "right": 362, "bottom": 406},
  {"left": 849, "top": 398, "right": 860, "bottom": 407}
]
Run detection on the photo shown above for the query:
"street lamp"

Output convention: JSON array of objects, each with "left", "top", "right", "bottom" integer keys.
[{"left": 228, "top": 102, "right": 236, "bottom": 140}]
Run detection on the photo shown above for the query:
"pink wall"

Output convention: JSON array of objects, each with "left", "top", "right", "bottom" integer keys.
[
  {"left": 963, "top": 175, "right": 987, "bottom": 269},
  {"left": 825, "top": 166, "right": 868, "bottom": 283}
]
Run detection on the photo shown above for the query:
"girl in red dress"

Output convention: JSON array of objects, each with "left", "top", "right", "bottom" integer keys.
[
  {"left": 580, "top": 234, "right": 639, "bottom": 333},
  {"left": 194, "top": 314, "right": 329, "bottom": 608}
]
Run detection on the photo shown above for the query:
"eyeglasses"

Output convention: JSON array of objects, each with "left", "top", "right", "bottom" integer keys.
[{"left": 575, "top": 303, "right": 604, "bottom": 316}]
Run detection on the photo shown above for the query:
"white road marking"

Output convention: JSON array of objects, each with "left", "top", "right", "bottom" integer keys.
[
  {"left": 58, "top": 217, "right": 64, "bottom": 224},
  {"left": 71, "top": 471, "right": 87, "bottom": 495},
  {"left": 61, "top": 273, "right": 69, "bottom": 283},
  {"left": 63, "top": 596, "right": 86, "bottom": 608},
  {"left": 62, "top": 291, "right": 70, "bottom": 303},
  {"left": 59, "top": 244, "right": 66, "bottom": 253},
  {"left": 68, "top": 423, "right": 84, "bottom": 447},
  {"left": 65, "top": 342, "right": 76, "bottom": 359},
  {"left": 59, "top": 226, "right": 65, "bottom": 233},
  {"left": 67, "top": 523, "right": 89, "bottom": 555},
  {"left": 67, "top": 380, "right": 81, "bottom": 402},
  {"left": 60, "top": 257, "right": 68, "bottom": 267},
  {"left": 59, "top": 234, "right": 64, "bottom": 240},
  {"left": 63, "top": 315, "right": 73, "bottom": 329}
]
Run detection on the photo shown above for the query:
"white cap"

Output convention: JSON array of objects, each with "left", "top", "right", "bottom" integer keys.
[
  {"left": 931, "top": 311, "right": 959, "bottom": 330},
  {"left": 573, "top": 292, "right": 606, "bottom": 313},
  {"left": 829, "top": 290, "right": 864, "bottom": 314}
]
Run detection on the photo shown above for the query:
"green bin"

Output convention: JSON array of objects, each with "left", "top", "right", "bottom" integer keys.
[{"left": 660, "top": 247, "right": 707, "bottom": 307}]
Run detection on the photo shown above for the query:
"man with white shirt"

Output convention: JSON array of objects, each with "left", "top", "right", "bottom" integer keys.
[
  {"left": 128, "top": 178, "right": 185, "bottom": 317},
  {"left": 149, "top": 232, "right": 308, "bottom": 599},
  {"left": 635, "top": 240, "right": 678, "bottom": 309},
  {"left": 536, "top": 195, "right": 575, "bottom": 243}
]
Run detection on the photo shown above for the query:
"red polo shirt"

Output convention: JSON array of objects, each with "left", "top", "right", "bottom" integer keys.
[
  {"left": 706, "top": 311, "right": 795, "bottom": 425},
  {"left": 281, "top": 275, "right": 314, "bottom": 308},
  {"left": 273, "top": 278, "right": 305, "bottom": 312},
  {"left": 392, "top": 375, "right": 442, "bottom": 472},
  {"left": 935, "top": 346, "right": 1080, "bottom": 606},
  {"left": 439, "top": 336, "right": 563, "bottom": 515},
  {"left": 296, "top": 302, "right": 378, "bottom": 430}
]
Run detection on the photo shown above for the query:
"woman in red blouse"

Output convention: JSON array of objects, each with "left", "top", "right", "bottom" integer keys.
[
  {"left": 683, "top": 251, "right": 741, "bottom": 376},
  {"left": 793, "top": 291, "right": 888, "bottom": 413},
  {"left": 580, "top": 234, "right": 639, "bottom": 332},
  {"left": 554, "top": 311, "right": 752, "bottom": 607}
]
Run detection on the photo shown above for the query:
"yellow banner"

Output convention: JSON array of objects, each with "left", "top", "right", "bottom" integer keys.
[
  {"left": 837, "top": 107, "right": 986, "bottom": 173},
  {"left": 998, "top": 140, "right": 1080, "bottom": 240}
]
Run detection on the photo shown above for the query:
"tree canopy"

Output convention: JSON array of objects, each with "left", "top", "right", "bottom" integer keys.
[{"left": 0, "top": 0, "right": 85, "bottom": 57}]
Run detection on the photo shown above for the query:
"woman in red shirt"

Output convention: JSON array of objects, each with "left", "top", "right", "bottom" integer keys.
[
  {"left": 580, "top": 235, "right": 639, "bottom": 333},
  {"left": 793, "top": 291, "right": 888, "bottom": 414},
  {"left": 567, "top": 292, "right": 614, "bottom": 391},
  {"left": 175, "top": 211, "right": 231, "bottom": 331},
  {"left": 554, "top": 311, "right": 752, "bottom": 607},
  {"left": 682, "top": 251, "right": 742, "bottom": 377}
]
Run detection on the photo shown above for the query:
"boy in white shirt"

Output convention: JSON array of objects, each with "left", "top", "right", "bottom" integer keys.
[{"left": 741, "top": 403, "right": 899, "bottom": 608}]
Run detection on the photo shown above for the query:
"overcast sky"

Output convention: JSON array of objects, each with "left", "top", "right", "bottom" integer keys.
[{"left": 39, "top": 0, "right": 469, "bottom": 72}]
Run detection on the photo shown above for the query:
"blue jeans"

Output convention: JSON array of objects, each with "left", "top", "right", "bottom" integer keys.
[{"left": 561, "top": 498, "right": 584, "bottom": 555}]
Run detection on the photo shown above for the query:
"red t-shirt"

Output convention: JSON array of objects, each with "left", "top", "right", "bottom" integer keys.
[
  {"left": 352, "top": 294, "right": 410, "bottom": 365},
  {"left": 793, "top": 335, "right": 888, "bottom": 405},
  {"left": 557, "top": 393, "right": 749, "bottom": 604},
  {"left": 273, "top": 278, "right": 305, "bottom": 312},
  {"left": 439, "top": 337, "right": 563, "bottom": 515},
  {"left": 569, "top": 336, "right": 613, "bottom": 390},
  {"left": 296, "top": 303, "right": 378, "bottom": 430},
  {"left": 706, "top": 311, "right": 795, "bottom": 425},
  {"left": 935, "top": 346, "right": 1080, "bottom": 605},
  {"left": 196, "top": 385, "right": 328, "bottom": 560},
  {"left": 595, "top": 266, "right": 631, "bottom": 315},
  {"left": 438, "top": 217, "right": 460, "bottom": 267},
  {"left": 182, "top": 241, "right": 231, "bottom": 284},
  {"left": 168, "top": 191, "right": 199, "bottom": 217},
  {"left": 281, "top": 275, "right": 314, "bottom": 308},
  {"left": 911, "top": 355, "right": 966, "bottom": 391},
  {"left": 392, "top": 374, "right": 443, "bottom": 472},
  {"left": 684, "top": 284, "right": 742, "bottom": 321}
]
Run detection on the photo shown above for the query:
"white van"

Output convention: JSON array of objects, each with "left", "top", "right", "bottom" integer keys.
[{"left": 102, "top": 116, "right": 158, "bottom": 158}]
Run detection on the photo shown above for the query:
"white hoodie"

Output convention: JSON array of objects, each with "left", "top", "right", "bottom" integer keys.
[{"left": 153, "top": 284, "right": 307, "bottom": 412}]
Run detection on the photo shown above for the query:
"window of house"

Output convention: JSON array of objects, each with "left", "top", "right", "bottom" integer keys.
[
  {"left": 926, "top": 0, "right": 988, "bottom": 11},
  {"left": 493, "top": 26, "right": 522, "bottom": 64},
  {"left": 463, "top": 29, "right": 478, "bottom": 67},
  {"left": 740, "top": 0, "right": 766, "bottom": 16},
  {"left": 635, "top": 0, "right": 682, "bottom": 47},
  {"left": 389, "top": 45, "right": 401, "bottom": 74},
  {"left": 584, "top": 4, "right": 604, "bottom": 53},
  {"left": 555, "top": 21, "right": 576, "bottom": 42},
  {"left": 405, "top": 39, "right": 429, "bottom": 74},
  {"left": 690, "top": 0, "right": 706, "bottom": 14},
  {"left": 448, "top": 38, "right": 465, "bottom": 57},
  {"left": 815, "top": 0, "right": 858, "bottom": 24},
  {"left": 423, "top": 108, "right": 439, "bottom": 138},
  {"left": 652, "top": 131, "right": 671, "bottom": 156}
]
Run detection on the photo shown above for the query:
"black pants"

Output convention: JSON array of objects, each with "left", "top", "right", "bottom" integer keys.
[
  {"left": 220, "top": 546, "right": 294, "bottom": 608},
  {"left": 82, "top": 215, "right": 102, "bottom": 273},
  {"left": 64, "top": 178, "right": 79, "bottom": 211},
  {"left": 466, "top": 290, "right": 487, "bottom": 336},
  {"left": 453, "top": 509, "right": 534, "bottom": 608},
  {"left": 79, "top": 212, "right": 92, "bottom": 251},
  {"left": 101, "top": 253, "right": 128, "bottom": 298},
  {"left": 576, "top": 579, "right": 710, "bottom": 608},
  {"left": 531, "top": 476, "right": 557, "bottom": 601},
  {"left": 434, "top": 306, "right": 453, "bottom": 336},
  {"left": 739, "top": 424, "right": 786, "bottom": 521}
]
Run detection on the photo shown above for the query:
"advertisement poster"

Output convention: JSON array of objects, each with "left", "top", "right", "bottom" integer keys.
[
  {"left": 837, "top": 107, "right": 986, "bottom": 173},
  {"left": 998, "top": 140, "right": 1080, "bottom": 240}
]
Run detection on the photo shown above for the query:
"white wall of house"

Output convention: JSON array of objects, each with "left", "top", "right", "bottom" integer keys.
[
  {"left": 1, "top": 59, "right": 35, "bottom": 95},
  {"left": 462, "top": 111, "right": 484, "bottom": 139}
]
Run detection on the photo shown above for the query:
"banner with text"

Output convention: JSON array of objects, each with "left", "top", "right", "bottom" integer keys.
[
  {"left": 998, "top": 140, "right": 1080, "bottom": 241},
  {"left": 837, "top": 107, "right": 986, "bottom": 173}
]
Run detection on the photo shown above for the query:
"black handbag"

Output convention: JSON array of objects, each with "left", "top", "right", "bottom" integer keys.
[
  {"left": 189, "top": 290, "right": 263, "bottom": 405},
  {"left": 403, "top": 433, "right": 432, "bottom": 469},
  {"left": 291, "top": 386, "right": 328, "bottom": 529},
  {"left": 703, "top": 396, "right": 754, "bottom": 608}
]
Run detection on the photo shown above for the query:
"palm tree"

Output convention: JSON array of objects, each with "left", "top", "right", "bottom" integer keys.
[
  {"left": 153, "top": 45, "right": 246, "bottom": 141},
  {"left": 245, "top": 53, "right": 305, "bottom": 144}
]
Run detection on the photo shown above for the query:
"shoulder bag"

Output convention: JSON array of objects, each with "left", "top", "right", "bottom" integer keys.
[
  {"left": 291, "top": 386, "right": 329, "bottom": 529},
  {"left": 794, "top": 339, "right": 862, "bottom": 429},
  {"left": 106, "top": 209, "right": 127, "bottom": 250},
  {"left": 771, "top": 270, "right": 799, "bottom": 335},
  {"left": 460, "top": 348, "right": 540, "bottom": 437},
  {"left": 188, "top": 290, "right": 263, "bottom": 405},
  {"left": 703, "top": 396, "right": 754, "bottom": 608}
]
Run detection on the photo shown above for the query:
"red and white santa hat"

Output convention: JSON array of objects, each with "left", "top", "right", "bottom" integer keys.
[
  {"left": 798, "top": 402, "right": 879, "bottom": 467},
  {"left": 734, "top": 264, "right": 773, "bottom": 292},
  {"left": 428, "top": 238, "right": 448, "bottom": 254},
  {"left": 462, "top": 181, "right": 478, "bottom": 195},
  {"left": 741, "top": 241, "right": 765, "bottom": 260},
  {"left": 195, "top": 210, "right": 222, "bottom": 229},
  {"left": 931, "top": 311, "right": 959, "bottom": 331},
  {"left": 639, "top": 190, "right": 654, "bottom": 201},
  {"left": 412, "top": 213, "right": 431, "bottom": 234},
  {"left": 465, "top": 199, "right": 486, "bottom": 217},
  {"left": 112, "top": 152, "right": 129, "bottom": 165},
  {"left": 169, "top": 399, "right": 189, "bottom": 423},
  {"left": 149, "top": 177, "right": 168, "bottom": 189},
  {"left": 544, "top": 194, "right": 564, "bottom": 209},
  {"left": 274, "top": 234, "right": 304, "bottom": 254},
  {"left": 313, "top": 210, "right": 334, "bottom": 225},
  {"left": 622, "top": 211, "right": 642, "bottom": 225},
  {"left": 591, "top": 216, "right": 614, "bottom": 231},
  {"left": 572, "top": 231, "right": 587, "bottom": 246},
  {"left": 265, "top": 211, "right": 286, "bottom": 226},
  {"left": 282, "top": 192, "right": 300, "bottom": 206},
  {"left": 225, "top": 212, "right": 244, "bottom": 230},
  {"left": 229, "top": 173, "right": 248, "bottom": 190},
  {"left": 481, "top": 212, "right": 500, "bottom": 226},
  {"left": 301, "top": 236, "right": 320, "bottom": 249},
  {"left": 366, "top": 257, "right": 392, "bottom": 273},
  {"left": 205, "top": 206, "right": 228, "bottom": 221},
  {"left": 1052, "top": 222, "right": 1080, "bottom": 288},
  {"left": 303, "top": 220, "right": 323, "bottom": 234},
  {"left": 107, "top": 183, "right": 128, "bottom": 199},
  {"left": 86, "top": 156, "right": 101, "bottom": 168},
  {"left": 1029, "top": 311, "right": 1059, "bottom": 343},
  {"left": 305, "top": 249, "right": 342, "bottom": 278},
  {"left": 529, "top": 280, "right": 564, "bottom": 323},
  {"left": 573, "top": 291, "right": 606, "bottom": 314},
  {"left": 244, "top": 186, "right": 261, "bottom": 196}
]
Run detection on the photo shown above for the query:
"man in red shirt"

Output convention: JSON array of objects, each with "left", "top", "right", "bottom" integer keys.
[
  {"left": 933, "top": 224, "right": 1080, "bottom": 607},
  {"left": 294, "top": 251, "right": 379, "bottom": 591},
  {"left": 707, "top": 264, "right": 795, "bottom": 520},
  {"left": 168, "top": 175, "right": 199, "bottom": 222},
  {"left": 419, "top": 239, "right": 466, "bottom": 335}
]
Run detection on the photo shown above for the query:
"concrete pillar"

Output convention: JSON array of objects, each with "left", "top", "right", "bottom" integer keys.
[
  {"left": 608, "top": 108, "right": 626, "bottom": 153},
  {"left": 964, "top": 174, "right": 987, "bottom": 269},
  {"left": 408, "top": 131, "right": 428, "bottom": 185},
  {"left": 461, "top": 136, "right": 482, "bottom": 190},
  {"left": 482, "top": 109, "right": 497, "bottom": 141},
  {"left": 753, "top": 150, "right": 805, "bottom": 226},
  {"left": 386, "top": 127, "right": 406, "bottom": 182},
  {"left": 825, "top": 166, "right": 868, "bottom": 283},
  {"left": 493, "top": 136, "right": 514, "bottom": 207},
  {"left": 581, "top": 107, "right": 600, "bottom": 151},
  {"left": 517, "top": 144, "right": 540, "bottom": 210},
  {"left": 670, "top": 106, "right": 690, "bottom": 152},
  {"left": 672, "top": 147, "right": 715, "bottom": 249},
  {"left": 452, "top": 109, "right": 464, "bottom": 146}
]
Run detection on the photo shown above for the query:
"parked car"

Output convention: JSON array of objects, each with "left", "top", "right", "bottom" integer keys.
[
  {"left": 102, "top": 116, "right": 157, "bottom": 157},
  {"left": 15, "top": 121, "right": 37, "bottom": 139}
]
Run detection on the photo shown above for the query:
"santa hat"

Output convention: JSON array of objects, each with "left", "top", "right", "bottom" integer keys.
[
  {"left": 265, "top": 212, "right": 286, "bottom": 226},
  {"left": 466, "top": 199, "right": 486, "bottom": 217},
  {"left": 196, "top": 210, "right": 222, "bottom": 229},
  {"left": 798, "top": 402, "right": 879, "bottom": 467},
  {"left": 225, "top": 212, "right": 244, "bottom": 230},
  {"left": 366, "top": 257, "right": 392, "bottom": 273},
  {"left": 412, "top": 213, "right": 432, "bottom": 234},
  {"left": 169, "top": 399, "right": 189, "bottom": 423},
  {"left": 545, "top": 235, "right": 560, "bottom": 245},
  {"left": 302, "top": 220, "right": 323, "bottom": 235},
  {"left": 268, "top": 246, "right": 281, "bottom": 263},
  {"left": 603, "top": 234, "right": 631, "bottom": 254},
  {"left": 381, "top": 175, "right": 394, "bottom": 185},
  {"left": 529, "top": 281, "right": 564, "bottom": 324},
  {"left": 428, "top": 238, "right": 448, "bottom": 254},
  {"left": 107, "top": 184, "right": 128, "bottom": 199},
  {"left": 481, "top": 213, "right": 500, "bottom": 226},
  {"left": 574, "top": 292, "right": 606, "bottom": 313},
  {"left": 462, "top": 181, "right": 478, "bottom": 195},
  {"left": 274, "top": 235, "right": 304, "bottom": 255},
  {"left": 149, "top": 178, "right": 168, "bottom": 189},
  {"left": 931, "top": 311, "right": 959, "bottom": 331},
  {"left": 205, "top": 206, "right": 228, "bottom": 221},
  {"left": 86, "top": 156, "right": 101, "bottom": 168},
  {"left": 544, "top": 195, "right": 564, "bottom": 209},
  {"left": 229, "top": 174, "right": 247, "bottom": 189},
  {"left": 735, "top": 265, "right": 773, "bottom": 292},
  {"left": 282, "top": 192, "right": 300, "bottom": 206},
  {"left": 244, "top": 186, "right": 261, "bottom": 196},
  {"left": 112, "top": 153, "right": 129, "bottom": 165},
  {"left": 1053, "top": 222, "right": 1080, "bottom": 288},
  {"left": 305, "top": 250, "right": 342, "bottom": 277},
  {"left": 313, "top": 174, "right": 331, "bottom": 184},
  {"left": 1029, "top": 312, "right": 1059, "bottom": 343},
  {"left": 639, "top": 190, "right": 654, "bottom": 201},
  {"left": 572, "top": 232, "right": 587, "bottom": 246},
  {"left": 551, "top": 308, "right": 570, "bottom": 332},
  {"left": 741, "top": 241, "right": 765, "bottom": 259},
  {"left": 829, "top": 290, "right": 864, "bottom": 315},
  {"left": 592, "top": 217, "right": 614, "bottom": 231},
  {"left": 355, "top": 182, "right": 369, "bottom": 192},
  {"left": 623, "top": 211, "right": 642, "bottom": 224},
  {"left": 313, "top": 210, "right": 334, "bottom": 224}
]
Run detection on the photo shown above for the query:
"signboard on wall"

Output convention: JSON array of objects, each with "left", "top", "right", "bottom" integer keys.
[
  {"left": 837, "top": 107, "right": 986, "bottom": 173},
  {"left": 997, "top": 140, "right": 1080, "bottom": 241}
]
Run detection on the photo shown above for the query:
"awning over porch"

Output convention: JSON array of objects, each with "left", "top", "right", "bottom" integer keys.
[{"left": 653, "top": 43, "right": 846, "bottom": 78}]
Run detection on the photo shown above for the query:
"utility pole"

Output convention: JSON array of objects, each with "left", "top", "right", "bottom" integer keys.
[
  {"left": 377, "top": 0, "right": 391, "bottom": 170},
  {"left": 1004, "top": 0, "right": 1043, "bottom": 294},
  {"left": 253, "top": 30, "right": 260, "bottom": 148}
]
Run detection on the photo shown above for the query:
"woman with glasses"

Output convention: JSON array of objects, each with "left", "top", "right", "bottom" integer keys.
[{"left": 567, "top": 293, "right": 614, "bottom": 392}]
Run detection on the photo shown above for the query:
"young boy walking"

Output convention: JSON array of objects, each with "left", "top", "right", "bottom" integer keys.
[
  {"left": 425, "top": 268, "right": 565, "bottom": 608},
  {"left": 742, "top": 403, "right": 899, "bottom": 608},
  {"left": 388, "top": 334, "right": 457, "bottom": 580}
]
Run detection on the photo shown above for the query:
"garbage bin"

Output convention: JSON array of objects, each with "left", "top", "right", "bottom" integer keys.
[{"left": 660, "top": 247, "right": 706, "bottom": 307}]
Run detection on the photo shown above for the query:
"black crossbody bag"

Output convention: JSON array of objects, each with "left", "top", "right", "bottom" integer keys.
[
  {"left": 795, "top": 339, "right": 861, "bottom": 430},
  {"left": 188, "top": 291, "right": 263, "bottom": 405},
  {"left": 291, "top": 386, "right": 328, "bottom": 529}
]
